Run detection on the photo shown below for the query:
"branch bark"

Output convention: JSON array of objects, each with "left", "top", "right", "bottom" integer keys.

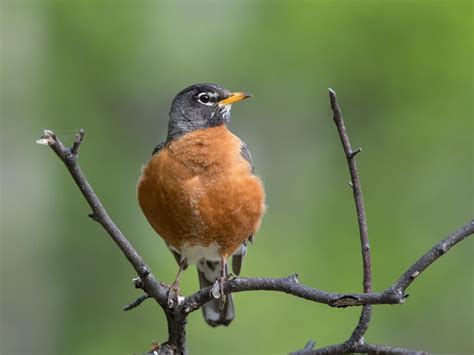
[
  {"left": 329, "top": 89, "right": 372, "bottom": 294},
  {"left": 37, "top": 88, "right": 473, "bottom": 354},
  {"left": 180, "top": 220, "right": 473, "bottom": 314},
  {"left": 37, "top": 130, "right": 169, "bottom": 307},
  {"left": 292, "top": 341, "right": 428, "bottom": 354},
  {"left": 328, "top": 88, "right": 373, "bottom": 347}
]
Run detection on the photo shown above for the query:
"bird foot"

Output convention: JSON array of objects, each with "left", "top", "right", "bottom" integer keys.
[
  {"left": 210, "top": 277, "right": 227, "bottom": 309},
  {"left": 167, "top": 281, "right": 180, "bottom": 307},
  {"left": 218, "top": 276, "right": 227, "bottom": 309}
]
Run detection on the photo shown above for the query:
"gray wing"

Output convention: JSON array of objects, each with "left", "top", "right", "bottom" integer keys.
[
  {"left": 152, "top": 141, "right": 166, "bottom": 155},
  {"left": 233, "top": 141, "right": 256, "bottom": 275},
  {"left": 232, "top": 242, "right": 248, "bottom": 276},
  {"left": 240, "top": 141, "right": 255, "bottom": 174},
  {"left": 152, "top": 143, "right": 188, "bottom": 269}
]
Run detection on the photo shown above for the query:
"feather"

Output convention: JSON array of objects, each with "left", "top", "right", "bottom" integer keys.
[{"left": 197, "top": 259, "right": 234, "bottom": 326}]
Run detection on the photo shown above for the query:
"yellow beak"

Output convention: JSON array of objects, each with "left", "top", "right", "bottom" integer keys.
[{"left": 218, "top": 92, "right": 252, "bottom": 105}]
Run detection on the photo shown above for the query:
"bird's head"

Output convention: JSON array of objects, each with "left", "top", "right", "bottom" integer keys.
[{"left": 167, "top": 83, "right": 251, "bottom": 141}]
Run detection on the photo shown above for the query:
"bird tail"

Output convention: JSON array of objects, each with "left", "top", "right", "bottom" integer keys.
[{"left": 197, "top": 260, "right": 234, "bottom": 327}]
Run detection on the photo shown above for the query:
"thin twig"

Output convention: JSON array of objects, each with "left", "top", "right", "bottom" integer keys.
[
  {"left": 38, "top": 130, "right": 169, "bottom": 307},
  {"left": 329, "top": 88, "right": 372, "bottom": 293},
  {"left": 124, "top": 293, "right": 150, "bottom": 311},
  {"left": 328, "top": 88, "right": 372, "bottom": 345},
  {"left": 303, "top": 340, "right": 316, "bottom": 351},
  {"left": 71, "top": 128, "right": 85, "bottom": 155},
  {"left": 390, "top": 221, "right": 474, "bottom": 295}
]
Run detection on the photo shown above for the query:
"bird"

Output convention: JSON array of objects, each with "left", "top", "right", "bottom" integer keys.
[{"left": 137, "top": 83, "right": 266, "bottom": 326}]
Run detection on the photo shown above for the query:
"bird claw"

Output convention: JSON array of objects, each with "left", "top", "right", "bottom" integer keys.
[
  {"left": 210, "top": 281, "right": 221, "bottom": 299},
  {"left": 209, "top": 277, "right": 227, "bottom": 309}
]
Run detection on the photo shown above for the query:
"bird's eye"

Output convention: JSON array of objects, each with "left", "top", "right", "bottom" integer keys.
[{"left": 198, "top": 93, "right": 211, "bottom": 104}]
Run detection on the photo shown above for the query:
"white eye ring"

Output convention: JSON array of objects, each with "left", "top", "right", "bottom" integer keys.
[{"left": 198, "top": 92, "right": 214, "bottom": 106}]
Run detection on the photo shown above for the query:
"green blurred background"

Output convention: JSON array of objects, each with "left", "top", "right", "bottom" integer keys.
[{"left": 1, "top": 1, "right": 473, "bottom": 354}]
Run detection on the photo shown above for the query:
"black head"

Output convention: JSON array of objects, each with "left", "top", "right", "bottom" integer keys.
[{"left": 167, "top": 83, "right": 251, "bottom": 141}]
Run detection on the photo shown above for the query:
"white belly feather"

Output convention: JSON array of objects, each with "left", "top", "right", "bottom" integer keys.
[{"left": 180, "top": 242, "right": 221, "bottom": 264}]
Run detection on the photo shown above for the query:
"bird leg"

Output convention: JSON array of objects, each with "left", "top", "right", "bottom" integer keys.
[
  {"left": 167, "top": 260, "right": 186, "bottom": 307},
  {"left": 219, "top": 256, "right": 228, "bottom": 307},
  {"left": 209, "top": 257, "right": 230, "bottom": 308}
]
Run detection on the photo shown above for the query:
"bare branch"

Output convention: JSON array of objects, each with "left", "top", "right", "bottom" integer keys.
[
  {"left": 390, "top": 220, "right": 474, "bottom": 295},
  {"left": 328, "top": 88, "right": 372, "bottom": 293},
  {"left": 328, "top": 88, "right": 372, "bottom": 344},
  {"left": 37, "top": 130, "right": 169, "bottom": 307},
  {"left": 183, "top": 275, "right": 395, "bottom": 313},
  {"left": 183, "top": 218, "right": 472, "bottom": 311},
  {"left": 293, "top": 341, "right": 427, "bottom": 354}
]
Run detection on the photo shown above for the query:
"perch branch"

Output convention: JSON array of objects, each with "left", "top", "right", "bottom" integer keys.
[{"left": 181, "top": 220, "right": 473, "bottom": 313}]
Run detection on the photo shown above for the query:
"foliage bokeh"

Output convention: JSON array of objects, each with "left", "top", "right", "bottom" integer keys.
[{"left": 1, "top": 1, "right": 472, "bottom": 354}]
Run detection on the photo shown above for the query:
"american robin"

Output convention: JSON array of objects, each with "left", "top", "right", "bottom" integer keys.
[{"left": 137, "top": 83, "right": 266, "bottom": 326}]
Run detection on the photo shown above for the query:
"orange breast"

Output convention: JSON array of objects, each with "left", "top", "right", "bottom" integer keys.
[{"left": 137, "top": 125, "right": 265, "bottom": 258}]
